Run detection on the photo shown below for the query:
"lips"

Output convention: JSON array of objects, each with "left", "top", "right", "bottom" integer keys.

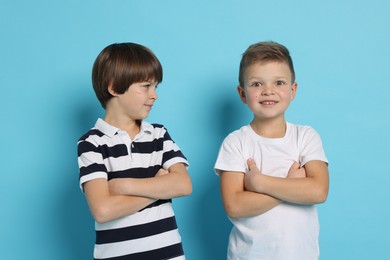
[
  {"left": 260, "top": 100, "right": 278, "bottom": 105},
  {"left": 145, "top": 104, "right": 154, "bottom": 110}
]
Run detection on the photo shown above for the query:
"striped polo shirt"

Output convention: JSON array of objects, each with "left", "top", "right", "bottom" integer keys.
[{"left": 77, "top": 118, "right": 188, "bottom": 260}]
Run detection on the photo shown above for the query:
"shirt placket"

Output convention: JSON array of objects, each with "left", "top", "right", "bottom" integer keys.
[{"left": 117, "top": 130, "right": 133, "bottom": 159}]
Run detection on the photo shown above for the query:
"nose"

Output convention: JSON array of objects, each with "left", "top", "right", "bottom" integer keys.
[
  {"left": 149, "top": 87, "right": 158, "bottom": 100},
  {"left": 261, "top": 85, "right": 274, "bottom": 96}
]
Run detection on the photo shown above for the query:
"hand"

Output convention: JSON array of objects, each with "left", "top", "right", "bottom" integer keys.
[
  {"left": 108, "top": 168, "right": 170, "bottom": 196},
  {"left": 287, "top": 162, "right": 306, "bottom": 179},
  {"left": 108, "top": 178, "right": 125, "bottom": 195},
  {"left": 155, "top": 168, "right": 170, "bottom": 177},
  {"left": 244, "top": 158, "right": 263, "bottom": 192}
]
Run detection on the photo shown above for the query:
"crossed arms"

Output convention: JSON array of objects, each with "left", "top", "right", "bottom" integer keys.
[
  {"left": 220, "top": 159, "right": 329, "bottom": 219},
  {"left": 83, "top": 163, "right": 192, "bottom": 223}
]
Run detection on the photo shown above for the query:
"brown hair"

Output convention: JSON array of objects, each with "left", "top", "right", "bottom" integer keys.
[
  {"left": 239, "top": 41, "right": 295, "bottom": 87},
  {"left": 92, "top": 42, "right": 163, "bottom": 108}
]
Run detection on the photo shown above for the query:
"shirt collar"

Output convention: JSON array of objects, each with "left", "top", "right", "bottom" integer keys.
[{"left": 95, "top": 118, "right": 153, "bottom": 138}]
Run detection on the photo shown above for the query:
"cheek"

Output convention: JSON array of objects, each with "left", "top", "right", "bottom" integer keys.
[
  {"left": 245, "top": 90, "right": 259, "bottom": 100},
  {"left": 246, "top": 96, "right": 259, "bottom": 108},
  {"left": 247, "top": 93, "right": 258, "bottom": 102}
]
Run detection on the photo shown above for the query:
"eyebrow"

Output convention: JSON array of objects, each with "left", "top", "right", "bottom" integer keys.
[
  {"left": 247, "top": 76, "right": 262, "bottom": 81},
  {"left": 248, "top": 76, "right": 288, "bottom": 81}
]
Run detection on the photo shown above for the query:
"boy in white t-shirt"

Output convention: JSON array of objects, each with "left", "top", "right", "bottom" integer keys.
[{"left": 214, "top": 41, "right": 329, "bottom": 260}]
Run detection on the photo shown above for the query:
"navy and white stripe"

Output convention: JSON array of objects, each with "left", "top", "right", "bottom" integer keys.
[{"left": 77, "top": 118, "right": 188, "bottom": 260}]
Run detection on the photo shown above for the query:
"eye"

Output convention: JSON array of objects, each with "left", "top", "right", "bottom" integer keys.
[
  {"left": 141, "top": 82, "right": 151, "bottom": 88},
  {"left": 142, "top": 81, "right": 158, "bottom": 89},
  {"left": 275, "top": 80, "right": 286, "bottom": 86},
  {"left": 250, "top": 81, "right": 262, "bottom": 87}
]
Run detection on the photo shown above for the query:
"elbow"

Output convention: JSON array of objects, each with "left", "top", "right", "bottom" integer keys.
[
  {"left": 312, "top": 187, "right": 328, "bottom": 204},
  {"left": 226, "top": 211, "right": 240, "bottom": 219},
  {"left": 90, "top": 205, "right": 112, "bottom": 223},
  {"left": 317, "top": 191, "right": 328, "bottom": 204},
  {"left": 168, "top": 182, "right": 192, "bottom": 198},
  {"left": 94, "top": 215, "right": 110, "bottom": 224},
  {"left": 178, "top": 180, "right": 193, "bottom": 197},
  {"left": 223, "top": 203, "right": 242, "bottom": 219},
  {"left": 177, "top": 174, "right": 193, "bottom": 197},
  {"left": 184, "top": 183, "right": 193, "bottom": 196},
  {"left": 169, "top": 171, "right": 192, "bottom": 197}
]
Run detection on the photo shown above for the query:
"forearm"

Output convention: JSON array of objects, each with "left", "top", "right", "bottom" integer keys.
[
  {"left": 110, "top": 164, "right": 192, "bottom": 199},
  {"left": 84, "top": 179, "right": 156, "bottom": 223},
  {"left": 93, "top": 195, "right": 156, "bottom": 223},
  {"left": 224, "top": 190, "right": 281, "bottom": 218},
  {"left": 116, "top": 173, "right": 191, "bottom": 199},
  {"left": 256, "top": 175, "right": 327, "bottom": 204},
  {"left": 245, "top": 160, "right": 329, "bottom": 204},
  {"left": 220, "top": 170, "right": 281, "bottom": 219}
]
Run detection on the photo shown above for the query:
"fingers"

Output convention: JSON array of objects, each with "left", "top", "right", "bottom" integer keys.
[
  {"left": 156, "top": 168, "right": 169, "bottom": 177},
  {"left": 290, "top": 161, "right": 300, "bottom": 170},
  {"left": 247, "top": 158, "right": 256, "bottom": 170},
  {"left": 288, "top": 161, "right": 306, "bottom": 178}
]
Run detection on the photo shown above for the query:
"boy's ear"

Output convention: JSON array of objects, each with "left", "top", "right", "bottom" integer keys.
[
  {"left": 237, "top": 86, "right": 247, "bottom": 104},
  {"left": 290, "top": 82, "right": 298, "bottom": 100},
  {"left": 107, "top": 83, "right": 119, "bottom": 96}
]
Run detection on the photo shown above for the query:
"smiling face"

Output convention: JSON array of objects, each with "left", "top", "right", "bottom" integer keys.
[
  {"left": 108, "top": 80, "right": 158, "bottom": 123},
  {"left": 238, "top": 61, "right": 297, "bottom": 123}
]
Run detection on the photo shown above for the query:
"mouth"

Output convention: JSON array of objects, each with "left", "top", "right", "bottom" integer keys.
[{"left": 260, "top": 100, "right": 278, "bottom": 105}]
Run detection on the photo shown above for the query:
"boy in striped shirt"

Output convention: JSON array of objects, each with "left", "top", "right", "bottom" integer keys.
[{"left": 77, "top": 42, "right": 192, "bottom": 260}]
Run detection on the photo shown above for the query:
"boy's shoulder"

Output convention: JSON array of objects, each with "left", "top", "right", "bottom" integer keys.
[
  {"left": 147, "top": 123, "right": 173, "bottom": 139},
  {"left": 287, "top": 122, "right": 317, "bottom": 135},
  {"left": 222, "top": 125, "right": 251, "bottom": 142},
  {"left": 78, "top": 128, "right": 104, "bottom": 142},
  {"left": 150, "top": 122, "right": 165, "bottom": 130},
  {"left": 143, "top": 121, "right": 166, "bottom": 132},
  {"left": 286, "top": 122, "right": 323, "bottom": 144},
  {"left": 77, "top": 119, "right": 112, "bottom": 146}
]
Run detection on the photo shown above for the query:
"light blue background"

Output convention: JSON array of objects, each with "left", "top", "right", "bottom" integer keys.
[{"left": 1, "top": 0, "right": 389, "bottom": 259}]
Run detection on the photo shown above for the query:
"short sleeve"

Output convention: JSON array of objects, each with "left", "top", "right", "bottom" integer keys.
[
  {"left": 160, "top": 127, "right": 189, "bottom": 170},
  {"left": 77, "top": 139, "right": 108, "bottom": 191},
  {"left": 214, "top": 133, "right": 246, "bottom": 176},
  {"left": 299, "top": 127, "right": 328, "bottom": 166}
]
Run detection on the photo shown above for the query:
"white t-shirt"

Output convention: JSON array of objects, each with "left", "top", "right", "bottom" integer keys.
[{"left": 214, "top": 122, "right": 328, "bottom": 260}]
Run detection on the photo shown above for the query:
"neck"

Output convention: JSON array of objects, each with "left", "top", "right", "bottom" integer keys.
[
  {"left": 104, "top": 114, "right": 141, "bottom": 139},
  {"left": 250, "top": 118, "right": 286, "bottom": 138}
]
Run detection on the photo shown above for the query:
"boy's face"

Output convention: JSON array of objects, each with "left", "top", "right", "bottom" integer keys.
[
  {"left": 238, "top": 61, "right": 297, "bottom": 121},
  {"left": 110, "top": 81, "right": 158, "bottom": 121}
]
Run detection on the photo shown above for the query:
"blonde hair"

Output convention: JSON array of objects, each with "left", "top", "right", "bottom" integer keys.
[{"left": 239, "top": 41, "right": 295, "bottom": 87}]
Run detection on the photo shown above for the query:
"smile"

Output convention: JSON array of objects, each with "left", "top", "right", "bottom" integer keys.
[{"left": 260, "top": 101, "right": 278, "bottom": 105}]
